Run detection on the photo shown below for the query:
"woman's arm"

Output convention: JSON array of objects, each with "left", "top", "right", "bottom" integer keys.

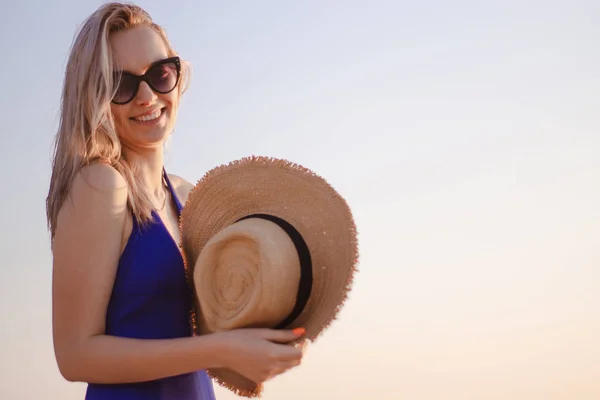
[{"left": 51, "top": 164, "right": 226, "bottom": 384}]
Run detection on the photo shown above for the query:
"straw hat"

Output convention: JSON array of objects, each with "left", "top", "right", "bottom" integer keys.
[{"left": 179, "top": 156, "right": 359, "bottom": 397}]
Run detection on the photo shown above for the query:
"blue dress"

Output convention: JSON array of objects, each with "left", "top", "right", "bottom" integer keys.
[{"left": 85, "top": 170, "right": 216, "bottom": 400}]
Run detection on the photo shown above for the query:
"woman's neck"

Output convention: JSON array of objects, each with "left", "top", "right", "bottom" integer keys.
[{"left": 122, "top": 145, "right": 166, "bottom": 198}]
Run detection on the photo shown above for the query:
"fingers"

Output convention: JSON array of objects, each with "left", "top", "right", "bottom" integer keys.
[
  {"left": 259, "top": 327, "right": 306, "bottom": 344},
  {"left": 294, "top": 338, "right": 310, "bottom": 352},
  {"left": 263, "top": 329, "right": 309, "bottom": 361},
  {"left": 276, "top": 358, "right": 302, "bottom": 376},
  {"left": 249, "top": 353, "right": 303, "bottom": 384},
  {"left": 231, "top": 329, "right": 309, "bottom": 385},
  {"left": 270, "top": 342, "right": 303, "bottom": 362},
  {"left": 271, "top": 351, "right": 303, "bottom": 379}
]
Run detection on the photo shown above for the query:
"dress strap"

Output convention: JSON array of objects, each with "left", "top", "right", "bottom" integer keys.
[{"left": 162, "top": 168, "right": 184, "bottom": 214}]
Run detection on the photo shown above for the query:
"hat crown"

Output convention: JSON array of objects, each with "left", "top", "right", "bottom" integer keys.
[{"left": 194, "top": 217, "right": 301, "bottom": 332}]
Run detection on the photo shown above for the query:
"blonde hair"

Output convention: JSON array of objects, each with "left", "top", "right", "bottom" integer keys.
[{"left": 46, "top": 2, "right": 190, "bottom": 237}]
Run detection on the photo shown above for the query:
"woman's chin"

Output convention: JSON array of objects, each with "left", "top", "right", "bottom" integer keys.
[
  {"left": 131, "top": 125, "right": 173, "bottom": 145},
  {"left": 120, "top": 129, "right": 171, "bottom": 152}
]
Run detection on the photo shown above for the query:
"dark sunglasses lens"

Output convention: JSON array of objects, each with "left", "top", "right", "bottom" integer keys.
[
  {"left": 113, "top": 74, "right": 138, "bottom": 104},
  {"left": 147, "top": 61, "right": 179, "bottom": 93}
]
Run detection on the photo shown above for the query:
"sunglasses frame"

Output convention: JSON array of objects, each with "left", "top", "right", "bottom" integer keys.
[{"left": 111, "top": 56, "right": 181, "bottom": 105}]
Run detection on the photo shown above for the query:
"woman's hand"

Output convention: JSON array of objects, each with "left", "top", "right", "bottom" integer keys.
[{"left": 214, "top": 328, "right": 307, "bottom": 384}]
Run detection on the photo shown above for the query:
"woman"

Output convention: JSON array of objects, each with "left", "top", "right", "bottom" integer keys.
[{"left": 46, "top": 3, "right": 305, "bottom": 399}]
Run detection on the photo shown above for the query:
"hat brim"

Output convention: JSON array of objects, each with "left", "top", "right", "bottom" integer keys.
[{"left": 179, "top": 156, "right": 359, "bottom": 397}]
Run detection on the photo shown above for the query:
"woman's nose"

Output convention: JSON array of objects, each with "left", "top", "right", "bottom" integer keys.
[{"left": 135, "top": 81, "right": 158, "bottom": 106}]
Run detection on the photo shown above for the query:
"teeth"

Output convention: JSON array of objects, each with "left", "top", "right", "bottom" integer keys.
[{"left": 133, "top": 109, "right": 162, "bottom": 122}]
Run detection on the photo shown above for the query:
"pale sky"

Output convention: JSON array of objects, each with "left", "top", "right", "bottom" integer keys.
[{"left": 1, "top": 1, "right": 599, "bottom": 399}]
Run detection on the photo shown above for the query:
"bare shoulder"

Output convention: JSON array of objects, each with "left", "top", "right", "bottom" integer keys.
[
  {"left": 55, "top": 162, "right": 129, "bottom": 242},
  {"left": 168, "top": 173, "right": 196, "bottom": 206},
  {"left": 75, "top": 163, "right": 128, "bottom": 193}
]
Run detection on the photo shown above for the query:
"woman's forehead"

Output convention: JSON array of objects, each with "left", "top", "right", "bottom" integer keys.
[{"left": 110, "top": 25, "right": 169, "bottom": 74}]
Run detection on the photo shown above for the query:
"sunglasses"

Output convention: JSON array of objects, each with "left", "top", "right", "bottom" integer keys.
[{"left": 112, "top": 56, "right": 181, "bottom": 105}]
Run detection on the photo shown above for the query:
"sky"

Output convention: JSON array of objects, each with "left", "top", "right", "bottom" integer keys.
[{"left": 1, "top": 0, "right": 599, "bottom": 399}]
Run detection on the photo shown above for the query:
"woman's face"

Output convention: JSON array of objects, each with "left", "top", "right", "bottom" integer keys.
[{"left": 109, "top": 25, "right": 179, "bottom": 151}]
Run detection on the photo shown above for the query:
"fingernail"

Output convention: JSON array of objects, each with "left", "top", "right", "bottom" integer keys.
[{"left": 293, "top": 327, "right": 305, "bottom": 336}]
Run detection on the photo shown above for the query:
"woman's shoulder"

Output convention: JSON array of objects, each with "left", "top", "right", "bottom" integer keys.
[
  {"left": 53, "top": 162, "right": 129, "bottom": 254},
  {"left": 75, "top": 162, "right": 128, "bottom": 193},
  {"left": 59, "top": 163, "right": 129, "bottom": 225},
  {"left": 167, "top": 173, "right": 195, "bottom": 206}
]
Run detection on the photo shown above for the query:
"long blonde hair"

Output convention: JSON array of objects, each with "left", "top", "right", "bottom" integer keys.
[{"left": 46, "top": 2, "right": 190, "bottom": 238}]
